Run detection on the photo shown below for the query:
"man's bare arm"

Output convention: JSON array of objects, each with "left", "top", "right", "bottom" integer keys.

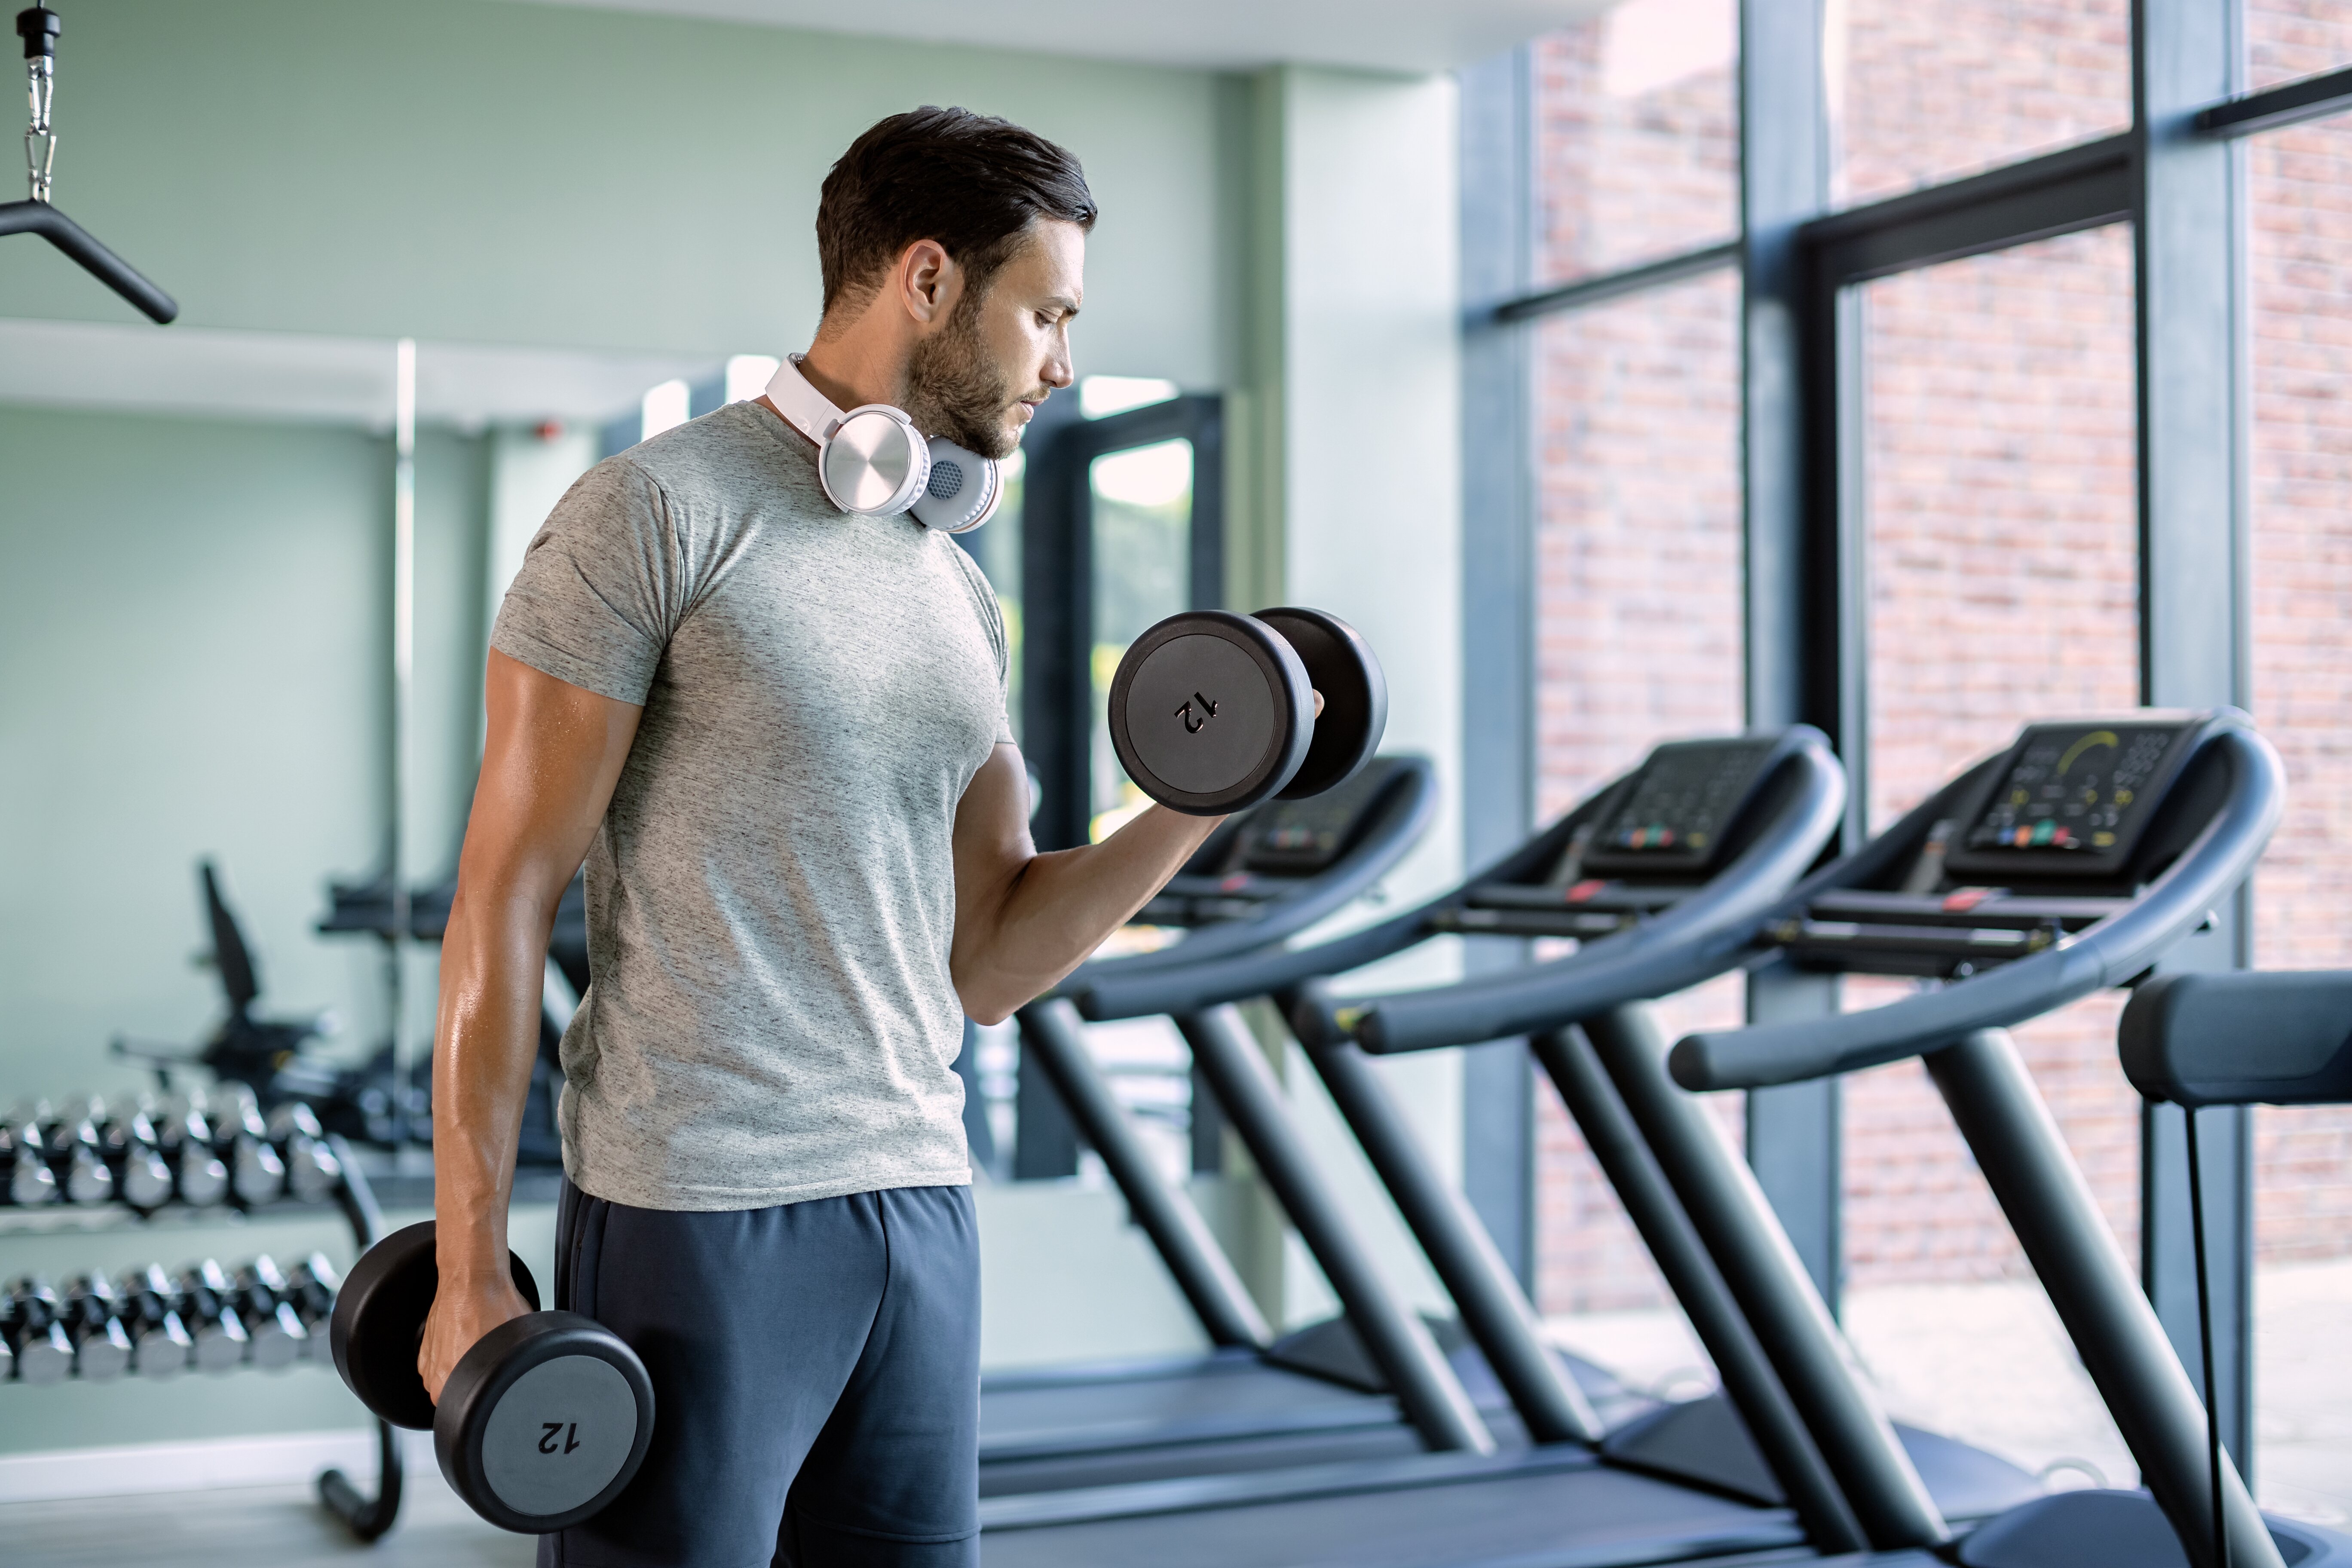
[
  {"left": 418, "top": 649, "right": 642, "bottom": 1400},
  {"left": 949, "top": 744, "right": 1224, "bottom": 1023}
]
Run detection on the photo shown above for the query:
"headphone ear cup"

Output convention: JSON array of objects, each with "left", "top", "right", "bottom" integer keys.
[
  {"left": 819, "top": 406, "right": 931, "bottom": 516},
  {"left": 908, "top": 438, "right": 1002, "bottom": 533}
]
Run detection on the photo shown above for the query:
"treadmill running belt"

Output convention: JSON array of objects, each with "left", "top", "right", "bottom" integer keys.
[
  {"left": 981, "top": 1357, "right": 1398, "bottom": 1458},
  {"left": 980, "top": 1462, "right": 1808, "bottom": 1568}
]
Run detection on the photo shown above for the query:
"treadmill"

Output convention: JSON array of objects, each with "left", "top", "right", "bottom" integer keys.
[
  {"left": 1658, "top": 709, "right": 2348, "bottom": 1566},
  {"left": 983, "top": 727, "right": 2013, "bottom": 1566},
  {"left": 2117, "top": 967, "right": 2352, "bottom": 1568},
  {"left": 980, "top": 753, "right": 1493, "bottom": 1494}
]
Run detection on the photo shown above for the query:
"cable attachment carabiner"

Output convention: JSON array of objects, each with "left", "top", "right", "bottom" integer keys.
[{"left": 19, "top": 6, "right": 61, "bottom": 203}]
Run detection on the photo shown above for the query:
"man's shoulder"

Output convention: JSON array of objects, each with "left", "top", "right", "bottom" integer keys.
[{"left": 611, "top": 401, "right": 815, "bottom": 514}]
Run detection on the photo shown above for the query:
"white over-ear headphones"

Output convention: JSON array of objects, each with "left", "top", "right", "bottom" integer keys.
[{"left": 761, "top": 354, "right": 1004, "bottom": 534}]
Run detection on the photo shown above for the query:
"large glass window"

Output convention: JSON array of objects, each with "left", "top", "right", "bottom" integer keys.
[
  {"left": 1089, "top": 438, "right": 1196, "bottom": 839},
  {"left": 1531, "top": 0, "right": 1739, "bottom": 289},
  {"left": 1831, "top": 0, "right": 2132, "bottom": 207},
  {"left": 1526, "top": 268, "right": 1749, "bottom": 1320},
  {"left": 1841, "top": 223, "right": 2143, "bottom": 1483},
  {"left": 2248, "top": 0, "right": 2352, "bottom": 90},
  {"left": 2246, "top": 95, "right": 2352, "bottom": 1525}
]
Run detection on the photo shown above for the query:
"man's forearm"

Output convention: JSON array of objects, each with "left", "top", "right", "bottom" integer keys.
[
  {"left": 957, "top": 805, "right": 1220, "bottom": 1022},
  {"left": 432, "top": 883, "right": 564, "bottom": 1280}
]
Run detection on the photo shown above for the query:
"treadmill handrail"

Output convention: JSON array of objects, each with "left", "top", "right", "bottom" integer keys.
[
  {"left": 1672, "top": 725, "right": 2285, "bottom": 1093},
  {"left": 1074, "top": 782, "right": 1597, "bottom": 1023},
  {"left": 2119, "top": 968, "right": 2352, "bottom": 1109},
  {"left": 1339, "top": 735, "right": 1846, "bottom": 1054},
  {"left": 1056, "top": 756, "right": 1440, "bottom": 988}
]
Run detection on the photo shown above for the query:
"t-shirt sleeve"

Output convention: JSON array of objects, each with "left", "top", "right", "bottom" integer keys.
[{"left": 490, "top": 459, "right": 686, "bottom": 706}]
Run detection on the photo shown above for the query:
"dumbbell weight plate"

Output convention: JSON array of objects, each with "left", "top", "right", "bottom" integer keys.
[
  {"left": 435, "top": 1311, "right": 655, "bottom": 1534},
  {"left": 1253, "top": 607, "right": 1387, "bottom": 799},
  {"left": 328, "top": 1221, "right": 540, "bottom": 1432},
  {"left": 1109, "top": 611, "right": 1315, "bottom": 816}
]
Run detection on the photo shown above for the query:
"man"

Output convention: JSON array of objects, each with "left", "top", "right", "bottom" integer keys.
[{"left": 418, "top": 107, "right": 1240, "bottom": 1566}]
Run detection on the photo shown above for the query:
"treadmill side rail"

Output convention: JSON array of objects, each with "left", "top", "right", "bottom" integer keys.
[
  {"left": 1929, "top": 1029, "right": 2284, "bottom": 1568},
  {"left": 1175, "top": 1006, "right": 1497, "bottom": 1457},
  {"left": 1583, "top": 1003, "right": 1951, "bottom": 1553},
  {"left": 1015, "top": 1000, "right": 1272, "bottom": 1350}
]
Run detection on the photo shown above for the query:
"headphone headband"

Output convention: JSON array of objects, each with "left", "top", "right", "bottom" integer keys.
[{"left": 763, "top": 354, "right": 848, "bottom": 445}]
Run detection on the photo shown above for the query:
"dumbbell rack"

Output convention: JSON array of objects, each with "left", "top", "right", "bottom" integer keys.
[{"left": 0, "top": 1134, "right": 406, "bottom": 1541}]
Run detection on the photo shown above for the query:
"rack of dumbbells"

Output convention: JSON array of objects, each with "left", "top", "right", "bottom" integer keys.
[{"left": 0, "top": 1084, "right": 403, "bottom": 1540}]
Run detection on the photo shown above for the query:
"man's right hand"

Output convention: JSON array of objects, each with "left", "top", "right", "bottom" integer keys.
[{"left": 419, "top": 1270, "right": 536, "bottom": 1402}]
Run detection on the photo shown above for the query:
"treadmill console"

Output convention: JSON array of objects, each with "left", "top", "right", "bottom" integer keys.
[
  {"left": 1942, "top": 718, "right": 2203, "bottom": 880},
  {"left": 1578, "top": 736, "right": 1783, "bottom": 878},
  {"left": 1441, "top": 732, "right": 1801, "bottom": 940},
  {"left": 1138, "top": 757, "right": 1415, "bottom": 925},
  {"left": 1239, "top": 760, "right": 1404, "bottom": 876},
  {"left": 1773, "top": 713, "right": 2225, "bottom": 979}
]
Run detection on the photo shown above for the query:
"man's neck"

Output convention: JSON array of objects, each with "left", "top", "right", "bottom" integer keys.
[{"left": 797, "top": 325, "right": 908, "bottom": 414}]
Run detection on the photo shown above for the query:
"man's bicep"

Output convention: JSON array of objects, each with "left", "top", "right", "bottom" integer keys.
[{"left": 464, "top": 650, "right": 644, "bottom": 894}]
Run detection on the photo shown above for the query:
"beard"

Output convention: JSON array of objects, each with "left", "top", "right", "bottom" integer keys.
[{"left": 901, "top": 295, "right": 1023, "bottom": 461}]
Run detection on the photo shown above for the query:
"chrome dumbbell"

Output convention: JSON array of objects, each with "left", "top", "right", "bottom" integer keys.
[
  {"left": 2, "top": 1106, "right": 56, "bottom": 1207},
  {"left": 266, "top": 1102, "right": 342, "bottom": 1204},
  {"left": 3, "top": 1278, "right": 75, "bottom": 1384},
  {"left": 98, "top": 1096, "right": 176, "bottom": 1211},
  {"left": 174, "top": 1261, "right": 250, "bottom": 1373},
  {"left": 59, "top": 1274, "right": 133, "bottom": 1381},
  {"left": 232, "top": 1257, "right": 310, "bottom": 1370},
  {"left": 116, "top": 1265, "right": 195, "bottom": 1380}
]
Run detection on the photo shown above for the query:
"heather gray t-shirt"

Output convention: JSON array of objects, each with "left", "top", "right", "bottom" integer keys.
[{"left": 490, "top": 398, "right": 1010, "bottom": 1212}]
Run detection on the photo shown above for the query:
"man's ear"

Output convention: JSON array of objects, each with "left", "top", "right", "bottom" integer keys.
[{"left": 899, "top": 238, "right": 956, "bottom": 325}]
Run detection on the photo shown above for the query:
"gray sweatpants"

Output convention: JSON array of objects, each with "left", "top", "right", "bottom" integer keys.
[{"left": 536, "top": 1179, "right": 980, "bottom": 1568}]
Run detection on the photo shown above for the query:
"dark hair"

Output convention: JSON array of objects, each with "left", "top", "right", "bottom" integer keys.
[{"left": 816, "top": 106, "right": 1097, "bottom": 317}]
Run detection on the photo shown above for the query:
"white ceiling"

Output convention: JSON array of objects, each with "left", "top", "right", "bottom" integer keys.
[
  {"left": 506, "top": 0, "right": 1611, "bottom": 74},
  {"left": 0, "top": 318, "right": 720, "bottom": 432}
]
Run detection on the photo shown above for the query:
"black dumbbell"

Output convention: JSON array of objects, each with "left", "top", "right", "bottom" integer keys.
[
  {"left": 1107, "top": 607, "right": 1387, "bottom": 817},
  {"left": 117, "top": 1265, "right": 195, "bottom": 1379},
  {"left": 60, "top": 1274, "right": 132, "bottom": 1381},
  {"left": 3, "top": 1278, "right": 74, "bottom": 1384},
  {"left": 330, "top": 1220, "right": 653, "bottom": 1534}
]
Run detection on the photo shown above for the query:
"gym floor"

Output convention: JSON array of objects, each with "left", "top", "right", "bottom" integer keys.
[{"left": 5, "top": 1263, "right": 2344, "bottom": 1563}]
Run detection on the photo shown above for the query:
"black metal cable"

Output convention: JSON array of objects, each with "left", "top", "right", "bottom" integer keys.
[{"left": 2185, "top": 1106, "right": 2228, "bottom": 1568}]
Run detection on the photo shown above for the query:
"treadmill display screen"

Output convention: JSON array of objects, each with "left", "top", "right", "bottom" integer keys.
[
  {"left": 1944, "top": 719, "right": 2201, "bottom": 877},
  {"left": 1580, "top": 737, "right": 1777, "bottom": 876}
]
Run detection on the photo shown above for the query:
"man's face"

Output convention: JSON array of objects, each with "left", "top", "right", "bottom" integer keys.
[{"left": 902, "top": 218, "right": 1084, "bottom": 460}]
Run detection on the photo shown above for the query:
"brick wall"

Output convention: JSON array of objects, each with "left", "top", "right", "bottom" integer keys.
[
  {"left": 1527, "top": 0, "right": 2352, "bottom": 1312},
  {"left": 2246, "top": 4, "right": 2352, "bottom": 1256}
]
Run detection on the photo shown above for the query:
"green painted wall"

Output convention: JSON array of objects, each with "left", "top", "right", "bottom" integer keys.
[
  {"left": 0, "top": 0, "right": 1240, "bottom": 386},
  {"left": 0, "top": 406, "right": 486, "bottom": 1102}
]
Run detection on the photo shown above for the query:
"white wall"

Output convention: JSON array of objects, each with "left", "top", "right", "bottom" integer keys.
[
  {"left": 1208, "top": 66, "right": 1471, "bottom": 1325},
  {"left": 1269, "top": 66, "right": 1467, "bottom": 1168}
]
